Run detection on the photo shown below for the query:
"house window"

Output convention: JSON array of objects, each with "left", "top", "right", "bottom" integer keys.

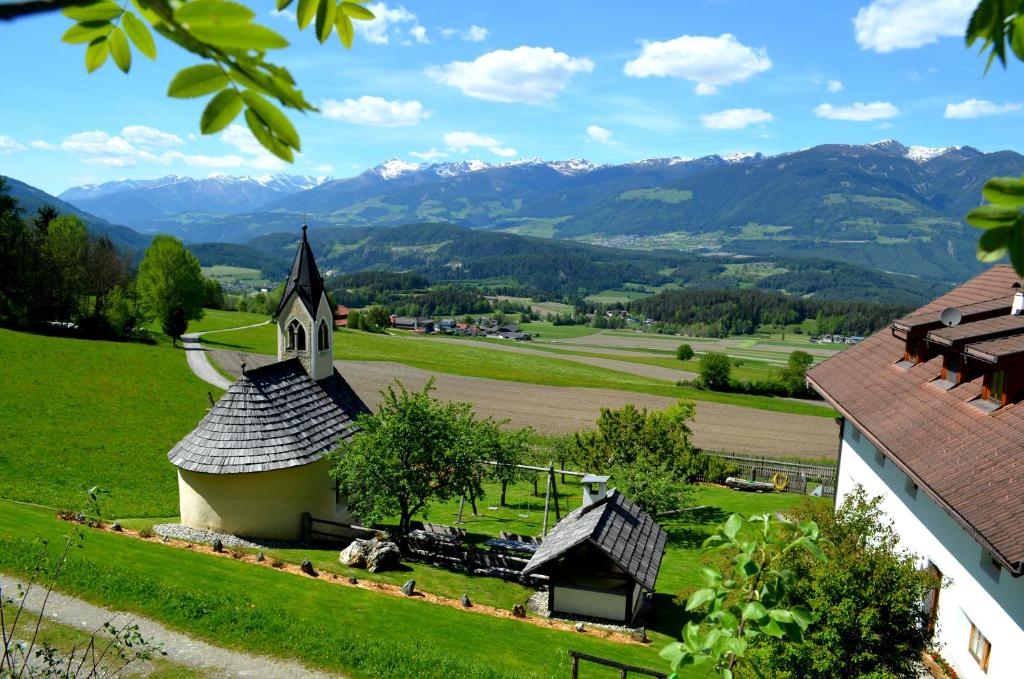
[
  {"left": 968, "top": 621, "right": 992, "bottom": 672},
  {"left": 286, "top": 319, "right": 306, "bottom": 351},
  {"left": 988, "top": 370, "right": 1006, "bottom": 404},
  {"left": 317, "top": 319, "right": 329, "bottom": 352}
]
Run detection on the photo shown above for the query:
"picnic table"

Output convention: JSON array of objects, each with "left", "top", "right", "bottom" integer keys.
[{"left": 484, "top": 538, "right": 538, "bottom": 554}]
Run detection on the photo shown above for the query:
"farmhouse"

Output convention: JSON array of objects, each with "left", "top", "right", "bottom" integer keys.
[
  {"left": 808, "top": 265, "right": 1024, "bottom": 679},
  {"left": 168, "top": 226, "right": 369, "bottom": 540},
  {"left": 334, "top": 304, "right": 350, "bottom": 328},
  {"left": 522, "top": 477, "right": 666, "bottom": 624}
]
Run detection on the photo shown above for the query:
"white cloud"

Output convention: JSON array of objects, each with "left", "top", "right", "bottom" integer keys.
[
  {"left": 827, "top": 79, "right": 843, "bottom": 93},
  {"left": 410, "top": 148, "right": 448, "bottom": 161},
  {"left": 60, "top": 130, "right": 139, "bottom": 166},
  {"left": 465, "top": 25, "right": 488, "bottom": 42},
  {"left": 270, "top": 8, "right": 295, "bottom": 21},
  {"left": 0, "top": 135, "right": 26, "bottom": 154},
  {"left": 443, "top": 131, "right": 516, "bottom": 157},
  {"left": 30, "top": 140, "right": 55, "bottom": 150},
  {"left": 623, "top": 33, "right": 771, "bottom": 95},
  {"left": 440, "top": 27, "right": 457, "bottom": 38},
  {"left": 170, "top": 152, "right": 246, "bottom": 168},
  {"left": 316, "top": 163, "right": 335, "bottom": 173},
  {"left": 586, "top": 125, "right": 614, "bottom": 144},
  {"left": 944, "top": 98, "right": 1024, "bottom": 119},
  {"left": 122, "top": 125, "right": 182, "bottom": 148},
  {"left": 320, "top": 96, "right": 429, "bottom": 126},
  {"left": 427, "top": 46, "right": 594, "bottom": 104},
  {"left": 409, "top": 25, "right": 428, "bottom": 43},
  {"left": 853, "top": 0, "right": 975, "bottom": 52},
  {"left": 813, "top": 101, "right": 900, "bottom": 121},
  {"left": 220, "top": 124, "right": 287, "bottom": 169},
  {"left": 701, "top": 108, "right": 775, "bottom": 130},
  {"left": 357, "top": 3, "right": 425, "bottom": 45}
]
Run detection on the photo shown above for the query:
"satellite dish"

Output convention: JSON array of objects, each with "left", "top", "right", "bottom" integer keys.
[{"left": 940, "top": 307, "right": 962, "bottom": 327}]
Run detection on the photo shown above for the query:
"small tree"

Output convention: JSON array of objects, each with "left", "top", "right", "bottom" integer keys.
[
  {"left": 136, "top": 235, "right": 205, "bottom": 346},
  {"left": 332, "top": 380, "right": 497, "bottom": 534},
  {"left": 779, "top": 350, "right": 814, "bottom": 396},
  {"left": 676, "top": 343, "right": 695, "bottom": 361},
  {"left": 365, "top": 305, "right": 390, "bottom": 332},
  {"left": 347, "top": 308, "right": 363, "bottom": 331},
  {"left": 699, "top": 352, "right": 733, "bottom": 390},
  {"left": 661, "top": 514, "right": 826, "bottom": 679}
]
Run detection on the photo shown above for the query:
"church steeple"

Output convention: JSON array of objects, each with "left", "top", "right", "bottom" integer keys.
[
  {"left": 275, "top": 224, "right": 326, "bottom": 319},
  {"left": 276, "top": 225, "right": 334, "bottom": 381}
]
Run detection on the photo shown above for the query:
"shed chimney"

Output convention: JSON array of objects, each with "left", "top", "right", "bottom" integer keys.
[
  {"left": 580, "top": 474, "right": 609, "bottom": 506},
  {"left": 1013, "top": 291, "right": 1024, "bottom": 316}
]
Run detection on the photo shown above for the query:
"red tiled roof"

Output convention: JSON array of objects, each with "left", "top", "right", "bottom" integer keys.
[{"left": 808, "top": 265, "right": 1024, "bottom": 575}]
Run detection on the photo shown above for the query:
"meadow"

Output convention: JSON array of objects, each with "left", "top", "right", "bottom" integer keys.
[{"left": 202, "top": 323, "right": 835, "bottom": 417}]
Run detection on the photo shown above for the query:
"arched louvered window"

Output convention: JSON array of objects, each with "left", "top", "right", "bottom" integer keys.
[
  {"left": 287, "top": 319, "right": 306, "bottom": 351},
  {"left": 318, "top": 319, "right": 330, "bottom": 352}
]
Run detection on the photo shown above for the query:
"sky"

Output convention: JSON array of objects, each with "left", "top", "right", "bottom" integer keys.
[{"left": 1, "top": 0, "right": 1023, "bottom": 194}]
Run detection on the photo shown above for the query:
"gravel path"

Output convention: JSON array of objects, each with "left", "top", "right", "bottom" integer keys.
[
  {"left": 0, "top": 574, "right": 340, "bottom": 678},
  {"left": 182, "top": 322, "right": 270, "bottom": 390},
  {"left": 208, "top": 350, "right": 838, "bottom": 457}
]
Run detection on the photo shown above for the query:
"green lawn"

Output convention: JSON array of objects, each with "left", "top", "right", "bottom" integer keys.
[
  {"left": 525, "top": 321, "right": 601, "bottom": 340},
  {"left": 187, "top": 308, "right": 269, "bottom": 334},
  {"left": 0, "top": 328, "right": 218, "bottom": 517},
  {"left": 202, "top": 325, "right": 835, "bottom": 417}
]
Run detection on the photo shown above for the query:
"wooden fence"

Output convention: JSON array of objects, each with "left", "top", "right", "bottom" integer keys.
[
  {"left": 568, "top": 651, "right": 666, "bottom": 678},
  {"left": 697, "top": 454, "right": 837, "bottom": 498}
]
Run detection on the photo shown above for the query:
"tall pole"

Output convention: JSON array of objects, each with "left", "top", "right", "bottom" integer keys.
[
  {"left": 542, "top": 470, "right": 553, "bottom": 536},
  {"left": 550, "top": 464, "right": 561, "bottom": 522}
]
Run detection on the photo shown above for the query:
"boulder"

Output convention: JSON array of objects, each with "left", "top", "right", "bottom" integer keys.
[
  {"left": 255, "top": 551, "right": 265, "bottom": 562},
  {"left": 400, "top": 579, "right": 416, "bottom": 596},
  {"left": 575, "top": 622, "right": 586, "bottom": 633},
  {"left": 512, "top": 604, "right": 526, "bottom": 618},
  {"left": 366, "top": 540, "right": 401, "bottom": 573},
  {"left": 631, "top": 627, "right": 648, "bottom": 643},
  {"left": 339, "top": 539, "right": 370, "bottom": 568},
  {"left": 211, "top": 538, "right": 223, "bottom": 553},
  {"left": 460, "top": 593, "right": 472, "bottom": 608},
  {"left": 111, "top": 522, "right": 122, "bottom": 532},
  {"left": 348, "top": 576, "right": 358, "bottom": 585},
  {"left": 300, "top": 559, "right": 316, "bottom": 576}
]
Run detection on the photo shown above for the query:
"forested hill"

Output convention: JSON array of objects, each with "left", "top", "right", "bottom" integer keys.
[
  {"left": 238, "top": 222, "right": 948, "bottom": 305},
  {"left": 631, "top": 288, "right": 909, "bottom": 336}
]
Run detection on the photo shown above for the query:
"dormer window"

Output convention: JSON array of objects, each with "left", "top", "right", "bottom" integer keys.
[
  {"left": 942, "top": 354, "right": 960, "bottom": 384},
  {"left": 287, "top": 319, "right": 306, "bottom": 351},
  {"left": 986, "top": 370, "right": 1006, "bottom": 405}
]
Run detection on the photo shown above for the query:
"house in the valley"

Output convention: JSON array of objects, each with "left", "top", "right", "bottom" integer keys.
[
  {"left": 167, "top": 226, "right": 369, "bottom": 540},
  {"left": 390, "top": 316, "right": 435, "bottom": 333},
  {"left": 521, "top": 477, "right": 666, "bottom": 624},
  {"left": 808, "top": 264, "right": 1024, "bottom": 679}
]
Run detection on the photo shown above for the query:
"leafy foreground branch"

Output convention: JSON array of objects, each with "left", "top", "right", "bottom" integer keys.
[
  {"left": 3, "top": 0, "right": 376, "bottom": 162},
  {"left": 661, "top": 513, "right": 826, "bottom": 679}
]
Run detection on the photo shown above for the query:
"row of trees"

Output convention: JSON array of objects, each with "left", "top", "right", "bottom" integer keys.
[
  {"left": 632, "top": 288, "right": 908, "bottom": 337},
  {"left": 689, "top": 349, "right": 817, "bottom": 399},
  {"left": 0, "top": 179, "right": 209, "bottom": 344}
]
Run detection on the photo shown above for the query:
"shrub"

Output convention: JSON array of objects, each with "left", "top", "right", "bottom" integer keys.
[
  {"left": 676, "top": 343, "right": 694, "bottom": 361},
  {"left": 698, "top": 352, "right": 732, "bottom": 390}
]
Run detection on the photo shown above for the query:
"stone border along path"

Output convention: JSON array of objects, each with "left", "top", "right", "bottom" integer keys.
[
  {"left": 182, "top": 321, "right": 271, "bottom": 390},
  {"left": 0, "top": 573, "right": 340, "bottom": 678}
]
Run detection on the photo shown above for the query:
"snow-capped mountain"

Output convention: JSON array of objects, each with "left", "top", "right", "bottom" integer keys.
[
  {"left": 868, "top": 139, "right": 979, "bottom": 164},
  {"left": 59, "top": 173, "right": 331, "bottom": 229}
]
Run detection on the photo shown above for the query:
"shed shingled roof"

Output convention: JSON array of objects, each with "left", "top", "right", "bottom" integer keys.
[
  {"left": 276, "top": 225, "right": 327, "bottom": 318},
  {"left": 807, "top": 264, "right": 1024, "bottom": 575},
  {"left": 167, "top": 359, "right": 368, "bottom": 474},
  {"left": 521, "top": 490, "right": 667, "bottom": 591}
]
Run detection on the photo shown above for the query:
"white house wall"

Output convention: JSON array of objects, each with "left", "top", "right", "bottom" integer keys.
[
  {"left": 838, "top": 422, "right": 1024, "bottom": 679},
  {"left": 552, "top": 585, "right": 627, "bottom": 622}
]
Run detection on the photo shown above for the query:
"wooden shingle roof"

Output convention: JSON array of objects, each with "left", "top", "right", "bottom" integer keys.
[
  {"left": 808, "top": 264, "right": 1024, "bottom": 575},
  {"left": 522, "top": 490, "right": 667, "bottom": 591},
  {"left": 168, "top": 359, "right": 368, "bottom": 474}
]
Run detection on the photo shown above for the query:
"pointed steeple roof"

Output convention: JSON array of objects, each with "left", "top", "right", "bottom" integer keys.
[{"left": 276, "top": 224, "right": 326, "bottom": 317}]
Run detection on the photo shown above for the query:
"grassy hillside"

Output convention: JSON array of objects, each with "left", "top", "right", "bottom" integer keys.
[{"left": 0, "top": 328, "right": 216, "bottom": 516}]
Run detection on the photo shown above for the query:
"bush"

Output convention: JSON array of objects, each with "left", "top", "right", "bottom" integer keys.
[
  {"left": 698, "top": 352, "right": 732, "bottom": 390},
  {"left": 676, "top": 343, "right": 694, "bottom": 361}
]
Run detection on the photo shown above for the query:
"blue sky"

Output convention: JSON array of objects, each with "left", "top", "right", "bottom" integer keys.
[{"left": 1, "top": 0, "right": 1022, "bottom": 194}]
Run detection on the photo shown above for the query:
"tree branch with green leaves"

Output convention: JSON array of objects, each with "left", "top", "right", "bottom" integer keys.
[
  {"left": 5, "top": 0, "right": 376, "bottom": 162},
  {"left": 660, "top": 513, "right": 827, "bottom": 679}
]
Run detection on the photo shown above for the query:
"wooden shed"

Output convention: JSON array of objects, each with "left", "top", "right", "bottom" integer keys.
[{"left": 522, "top": 487, "right": 667, "bottom": 624}]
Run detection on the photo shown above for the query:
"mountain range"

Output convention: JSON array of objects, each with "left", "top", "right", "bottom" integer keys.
[{"left": 53, "top": 140, "right": 1024, "bottom": 282}]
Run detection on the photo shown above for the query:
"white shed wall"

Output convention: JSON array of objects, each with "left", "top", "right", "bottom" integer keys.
[
  {"left": 838, "top": 422, "right": 1024, "bottom": 679},
  {"left": 552, "top": 585, "right": 626, "bottom": 622}
]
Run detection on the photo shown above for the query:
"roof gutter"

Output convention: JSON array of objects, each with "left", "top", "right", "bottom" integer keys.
[{"left": 806, "top": 373, "right": 1023, "bottom": 578}]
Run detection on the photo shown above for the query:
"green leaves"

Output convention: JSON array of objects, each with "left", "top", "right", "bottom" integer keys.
[
  {"left": 201, "top": 89, "right": 244, "bottom": 133},
  {"left": 966, "top": 0, "right": 1024, "bottom": 72},
  {"left": 85, "top": 37, "right": 110, "bottom": 73},
  {"left": 315, "top": 0, "right": 337, "bottom": 44},
  {"left": 685, "top": 588, "right": 716, "bottom": 612},
  {"left": 189, "top": 23, "right": 289, "bottom": 49},
  {"left": 173, "top": 0, "right": 256, "bottom": 26},
  {"left": 242, "top": 90, "right": 300, "bottom": 154},
  {"left": 295, "top": 0, "right": 374, "bottom": 45},
  {"left": 967, "top": 177, "right": 1024, "bottom": 274},
  {"left": 63, "top": 2, "right": 122, "bottom": 22},
  {"left": 109, "top": 27, "right": 132, "bottom": 73},
  {"left": 122, "top": 12, "right": 156, "bottom": 59},
  {"left": 62, "top": 21, "right": 111, "bottom": 44},
  {"left": 168, "top": 64, "right": 230, "bottom": 98}
]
